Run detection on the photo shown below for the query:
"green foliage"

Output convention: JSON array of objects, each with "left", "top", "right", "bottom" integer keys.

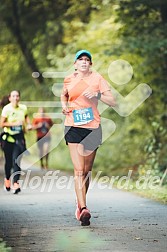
[
  {"left": 116, "top": 0, "right": 167, "bottom": 94},
  {"left": 0, "top": 239, "right": 11, "bottom": 252},
  {"left": 138, "top": 119, "right": 167, "bottom": 183},
  {"left": 132, "top": 184, "right": 167, "bottom": 204},
  {"left": 0, "top": 0, "right": 166, "bottom": 193}
]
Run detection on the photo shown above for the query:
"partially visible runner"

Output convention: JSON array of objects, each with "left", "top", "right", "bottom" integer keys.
[
  {"left": 32, "top": 107, "right": 53, "bottom": 170},
  {"left": 61, "top": 50, "right": 116, "bottom": 226},
  {"left": 0, "top": 90, "right": 32, "bottom": 194}
]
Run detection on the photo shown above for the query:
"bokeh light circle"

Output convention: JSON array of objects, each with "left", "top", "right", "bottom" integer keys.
[{"left": 108, "top": 59, "right": 133, "bottom": 85}]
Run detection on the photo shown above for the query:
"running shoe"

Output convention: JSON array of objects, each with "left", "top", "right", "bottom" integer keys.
[
  {"left": 79, "top": 208, "right": 91, "bottom": 226},
  {"left": 75, "top": 203, "right": 81, "bottom": 221},
  {"left": 4, "top": 179, "right": 10, "bottom": 191},
  {"left": 13, "top": 182, "right": 21, "bottom": 194}
]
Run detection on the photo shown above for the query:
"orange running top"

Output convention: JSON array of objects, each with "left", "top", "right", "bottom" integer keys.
[{"left": 63, "top": 71, "right": 111, "bottom": 128}]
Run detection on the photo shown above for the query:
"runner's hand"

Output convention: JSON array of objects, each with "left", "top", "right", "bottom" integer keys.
[
  {"left": 62, "top": 107, "right": 71, "bottom": 115},
  {"left": 83, "top": 91, "right": 98, "bottom": 99},
  {"left": 27, "top": 124, "right": 32, "bottom": 130}
]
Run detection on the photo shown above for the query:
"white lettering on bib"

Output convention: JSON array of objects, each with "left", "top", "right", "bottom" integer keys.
[{"left": 73, "top": 107, "right": 94, "bottom": 125}]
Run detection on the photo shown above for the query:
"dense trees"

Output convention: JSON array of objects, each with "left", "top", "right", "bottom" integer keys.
[
  {"left": 0, "top": 0, "right": 166, "bottom": 181},
  {"left": 0, "top": 0, "right": 97, "bottom": 85},
  {"left": 0, "top": 0, "right": 71, "bottom": 84},
  {"left": 116, "top": 0, "right": 167, "bottom": 178}
]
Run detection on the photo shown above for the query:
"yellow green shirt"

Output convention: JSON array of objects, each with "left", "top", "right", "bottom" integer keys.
[{"left": 1, "top": 103, "right": 27, "bottom": 136}]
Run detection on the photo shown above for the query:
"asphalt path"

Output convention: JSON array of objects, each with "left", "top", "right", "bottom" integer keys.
[{"left": 0, "top": 157, "right": 166, "bottom": 252}]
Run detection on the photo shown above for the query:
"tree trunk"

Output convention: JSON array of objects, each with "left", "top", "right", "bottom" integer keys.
[{"left": 8, "top": 0, "right": 43, "bottom": 86}]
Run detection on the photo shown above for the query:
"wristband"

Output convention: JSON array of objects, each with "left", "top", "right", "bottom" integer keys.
[{"left": 97, "top": 92, "right": 101, "bottom": 100}]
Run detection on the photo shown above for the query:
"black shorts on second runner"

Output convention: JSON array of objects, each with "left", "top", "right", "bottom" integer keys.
[{"left": 64, "top": 125, "right": 102, "bottom": 151}]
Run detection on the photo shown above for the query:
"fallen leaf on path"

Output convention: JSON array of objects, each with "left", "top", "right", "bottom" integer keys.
[{"left": 134, "top": 237, "right": 143, "bottom": 240}]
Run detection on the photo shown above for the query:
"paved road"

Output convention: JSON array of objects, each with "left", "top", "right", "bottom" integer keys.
[{"left": 0, "top": 159, "right": 166, "bottom": 252}]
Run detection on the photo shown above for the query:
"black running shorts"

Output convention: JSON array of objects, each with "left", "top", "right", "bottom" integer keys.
[{"left": 64, "top": 125, "right": 102, "bottom": 151}]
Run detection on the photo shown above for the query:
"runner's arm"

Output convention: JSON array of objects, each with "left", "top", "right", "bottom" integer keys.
[
  {"left": 25, "top": 115, "right": 32, "bottom": 130},
  {"left": 0, "top": 116, "right": 23, "bottom": 127},
  {"left": 61, "top": 89, "right": 70, "bottom": 115},
  {"left": 99, "top": 90, "right": 116, "bottom": 107}
]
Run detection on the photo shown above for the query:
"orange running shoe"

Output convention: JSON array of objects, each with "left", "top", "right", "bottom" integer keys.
[
  {"left": 79, "top": 208, "right": 91, "bottom": 226},
  {"left": 4, "top": 179, "right": 10, "bottom": 191},
  {"left": 13, "top": 182, "right": 21, "bottom": 194}
]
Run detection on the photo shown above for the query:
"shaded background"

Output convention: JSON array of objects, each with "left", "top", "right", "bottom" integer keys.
[{"left": 0, "top": 0, "right": 166, "bottom": 189}]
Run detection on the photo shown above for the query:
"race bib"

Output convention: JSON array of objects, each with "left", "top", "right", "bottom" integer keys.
[{"left": 73, "top": 107, "right": 94, "bottom": 125}]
